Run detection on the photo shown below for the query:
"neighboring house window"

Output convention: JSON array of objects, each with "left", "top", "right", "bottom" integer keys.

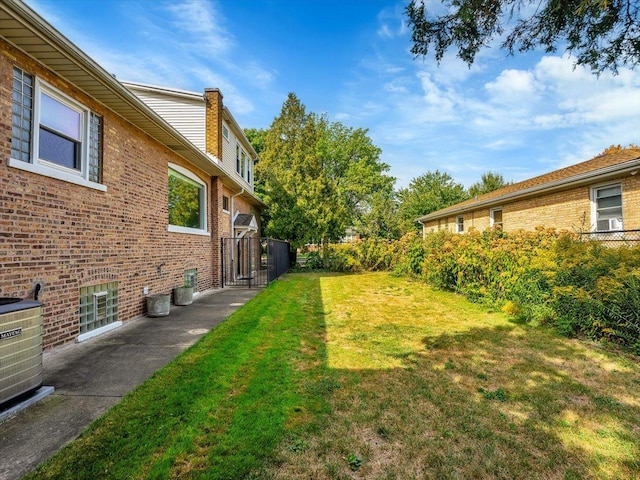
[
  {"left": 9, "top": 67, "right": 104, "bottom": 190},
  {"left": 241, "top": 151, "right": 246, "bottom": 179},
  {"left": 222, "top": 124, "right": 229, "bottom": 141},
  {"left": 236, "top": 144, "right": 241, "bottom": 173},
  {"left": 168, "top": 164, "right": 208, "bottom": 235},
  {"left": 247, "top": 159, "right": 253, "bottom": 185},
  {"left": 222, "top": 195, "right": 230, "bottom": 212},
  {"left": 491, "top": 208, "right": 503, "bottom": 230},
  {"left": 79, "top": 282, "right": 118, "bottom": 335},
  {"left": 592, "top": 183, "right": 623, "bottom": 231},
  {"left": 456, "top": 216, "right": 464, "bottom": 233}
]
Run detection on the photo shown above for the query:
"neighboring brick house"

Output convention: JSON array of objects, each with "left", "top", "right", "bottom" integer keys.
[
  {"left": 0, "top": 0, "right": 262, "bottom": 348},
  {"left": 417, "top": 148, "right": 640, "bottom": 237}
]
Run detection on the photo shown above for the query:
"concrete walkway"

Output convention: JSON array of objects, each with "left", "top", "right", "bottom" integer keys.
[{"left": 0, "top": 287, "right": 261, "bottom": 480}]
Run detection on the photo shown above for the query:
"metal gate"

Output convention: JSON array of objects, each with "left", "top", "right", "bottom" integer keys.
[{"left": 221, "top": 237, "right": 290, "bottom": 287}]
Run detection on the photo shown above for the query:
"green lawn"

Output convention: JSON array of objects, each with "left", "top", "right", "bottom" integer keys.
[{"left": 28, "top": 272, "right": 640, "bottom": 479}]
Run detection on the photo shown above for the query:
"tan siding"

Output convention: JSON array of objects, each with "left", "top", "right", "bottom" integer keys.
[{"left": 126, "top": 87, "right": 206, "bottom": 151}]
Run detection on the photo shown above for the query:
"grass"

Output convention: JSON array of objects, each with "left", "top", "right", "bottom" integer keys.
[{"left": 27, "top": 272, "right": 640, "bottom": 479}]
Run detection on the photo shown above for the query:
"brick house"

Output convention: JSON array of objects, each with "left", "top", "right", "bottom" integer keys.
[
  {"left": 0, "top": 0, "right": 262, "bottom": 348},
  {"left": 417, "top": 148, "right": 640, "bottom": 237}
]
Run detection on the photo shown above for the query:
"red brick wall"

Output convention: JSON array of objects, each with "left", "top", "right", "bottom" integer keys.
[{"left": 0, "top": 43, "right": 218, "bottom": 348}]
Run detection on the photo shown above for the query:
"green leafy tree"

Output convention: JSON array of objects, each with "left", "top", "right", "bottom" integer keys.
[
  {"left": 318, "top": 119, "right": 396, "bottom": 240},
  {"left": 406, "top": 0, "right": 640, "bottom": 75},
  {"left": 468, "top": 172, "right": 510, "bottom": 198},
  {"left": 244, "top": 128, "right": 267, "bottom": 156},
  {"left": 356, "top": 188, "right": 402, "bottom": 240},
  {"left": 397, "top": 170, "right": 469, "bottom": 233},
  {"left": 254, "top": 93, "right": 394, "bottom": 248}
]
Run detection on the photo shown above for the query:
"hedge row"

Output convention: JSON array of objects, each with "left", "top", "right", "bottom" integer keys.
[{"left": 304, "top": 230, "right": 640, "bottom": 353}]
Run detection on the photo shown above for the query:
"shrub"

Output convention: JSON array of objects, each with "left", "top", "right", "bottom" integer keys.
[
  {"left": 299, "top": 228, "right": 640, "bottom": 353},
  {"left": 550, "top": 240, "right": 640, "bottom": 351}
]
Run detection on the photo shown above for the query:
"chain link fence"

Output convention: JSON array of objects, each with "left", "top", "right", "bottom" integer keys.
[{"left": 578, "top": 229, "right": 640, "bottom": 247}]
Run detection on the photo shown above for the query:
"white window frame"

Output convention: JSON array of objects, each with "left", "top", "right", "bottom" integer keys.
[
  {"left": 222, "top": 195, "right": 230, "bottom": 213},
  {"left": 490, "top": 207, "right": 503, "bottom": 229},
  {"left": 8, "top": 77, "right": 106, "bottom": 192},
  {"left": 222, "top": 123, "right": 229, "bottom": 141},
  {"left": 456, "top": 216, "right": 464, "bottom": 233},
  {"left": 167, "top": 163, "right": 210, "bottom": 236},
  {"left": 591, "top": 182, "right": 623, "bottom": 232}
]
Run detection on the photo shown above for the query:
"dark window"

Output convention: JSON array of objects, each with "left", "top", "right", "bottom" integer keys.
[
  {"left": 492, "top": 209, "right": 503, "bottom": 230},
  {"left": 223, "top": 195, "right": 230, "bottom": 211},
  {"left": 10, "top": 67, "right": 102, "bottom": 183}
]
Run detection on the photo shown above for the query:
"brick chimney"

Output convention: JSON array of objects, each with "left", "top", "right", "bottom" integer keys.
[{"left": 204, "top": 88, "right": 223, "bottom": 159}]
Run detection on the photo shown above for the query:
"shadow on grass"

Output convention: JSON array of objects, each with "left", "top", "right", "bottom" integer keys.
[
  {"left": 411, "top": 324, "right": 640, "bottom": 478},
  {"left": 25, "top": 273, "right": 640, "bottom": 479}
]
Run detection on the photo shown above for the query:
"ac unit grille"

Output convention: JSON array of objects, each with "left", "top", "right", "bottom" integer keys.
[{"left": 0, "top": 306, "right": 43, "bottom": 406}]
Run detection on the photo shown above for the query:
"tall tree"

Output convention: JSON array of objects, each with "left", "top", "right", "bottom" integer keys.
[
  {"left": 318, "top": 119, "right": 395, "bottom": 237},
  {"left": 468, "top": 172, "right": 510, "bottom": 198},
  {"left": 397, "top": 171, "right": 469, "bottom": 233},
  {"left": 243, "top": 128, "right": 267, "bottom": 156},
  {"left": 356, "top": 188, "right": 402, "bottom": 240},
  {"left": 255, "top": 93, "right": 393, "bottom": 247},
  {"left": 406, "top": 0, "right": 640, "bottom": 75}
]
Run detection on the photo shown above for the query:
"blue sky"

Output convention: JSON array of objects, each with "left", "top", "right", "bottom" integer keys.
[{"left": 26, "top": 0, "right": 640, "bottom": 189}]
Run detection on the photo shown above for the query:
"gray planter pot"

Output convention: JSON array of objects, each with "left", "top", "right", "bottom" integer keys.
[
  {"left": 173, "top": 286, "right": 194, "bottom": 306},
  {"left": 146, "top": 293, "right": 171, "bottom": 317}
]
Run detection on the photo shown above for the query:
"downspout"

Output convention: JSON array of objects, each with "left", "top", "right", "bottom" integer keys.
[
  {"left": 230, "top": 189, "right": 244, "bottom": 282},
  {"left": 230, "top": 188, "right": 245, "bottom": 238}
]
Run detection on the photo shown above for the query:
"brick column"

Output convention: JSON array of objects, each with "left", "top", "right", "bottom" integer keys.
[
  {"left": 204, "top": 88, "right": 223, "bottom": 159},
  {"left": 210, "top": 176, "right": 224, "bottom": 288}
]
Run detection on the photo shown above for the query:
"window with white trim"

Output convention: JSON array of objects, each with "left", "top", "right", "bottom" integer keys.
[
  {"left": 592, "top": 183, "right": 623, "bottom": 231},
  {"left": 222, "top": 195, "right": 230, "bottom": 212},
  {"left": 490, "top": 208, "right": 503, "bottom": 230},
  {"left": 222, "top": 124, "right": 229, "bottom": 141},
  {"left": 456, "top": 216, "right": 464, "bottom": 233},
  {"left": 79, "top": 282, "right": 118, "bottom": 335},
  {"left": 236, "top": 144, "right": 241, "bottom": 173},
  {"left": 168, "top": 164, "right": 208, "bottom": 235},
  {"left": 10, "top": 67, "right": 103, "bottom": 189}
]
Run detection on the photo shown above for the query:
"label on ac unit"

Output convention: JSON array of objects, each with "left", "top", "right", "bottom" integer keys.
[{"left": 0, "top": 328, "right": 22, "bottom": 340}]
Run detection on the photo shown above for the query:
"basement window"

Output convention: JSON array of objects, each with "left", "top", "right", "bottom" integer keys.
[
  {"left": 79, "top": 282, "right": 118, "bottom": 336},
  {"left": 184, "top": 268, "right": 198, "bottom": 291}
]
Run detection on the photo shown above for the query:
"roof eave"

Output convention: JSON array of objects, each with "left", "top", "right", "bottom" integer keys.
[
  {"left": 0, "top": 0, "right": 230, "bottom": 181},
  {"left": 416, "top": 157, "right": 640, "bottom": 223}
]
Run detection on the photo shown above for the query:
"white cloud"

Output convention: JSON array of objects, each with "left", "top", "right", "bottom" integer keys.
[
  {"left": 163, "top": 0, "right": 233, "bottom": 54},
  {"left": 485, "top": 69, "right": 538, "bottom": 103}
]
